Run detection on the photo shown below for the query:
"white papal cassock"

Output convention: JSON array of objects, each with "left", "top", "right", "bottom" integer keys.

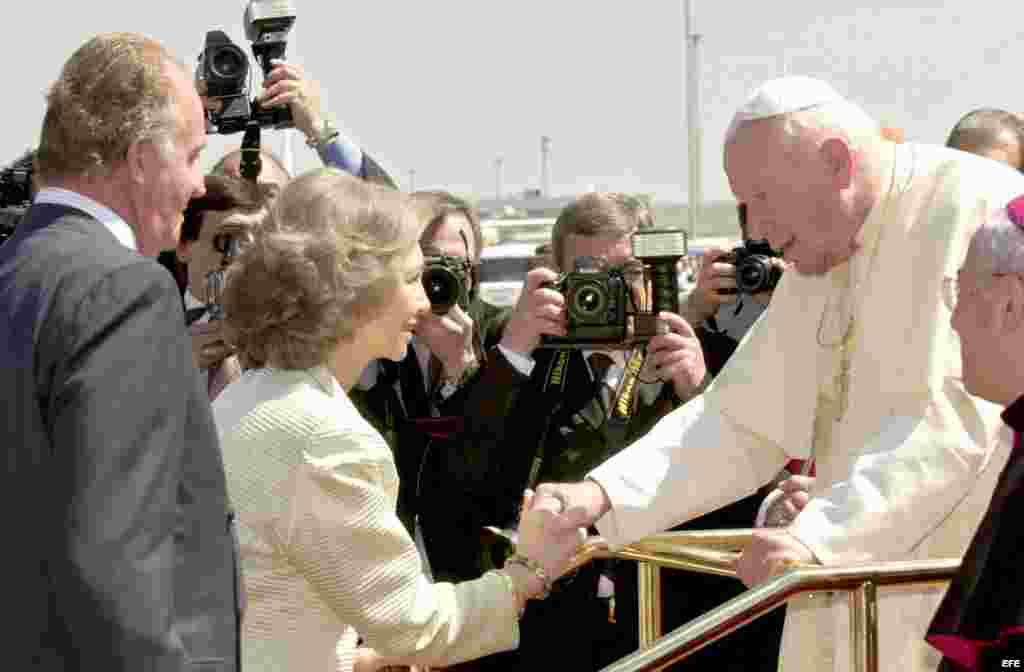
[{"left": 590, "top": 143, "right": 1024, "bottom": 672}]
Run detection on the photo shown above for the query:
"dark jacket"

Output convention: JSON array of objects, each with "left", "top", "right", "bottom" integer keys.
[
  {"left": 928, "top": 395, "right": 1024, "bottom": 672},
  {"left": 0, "top": 203, "right": 242, "bottom": 671},
  {"left": 350, "top": 299, "right": 514, "bottom": 550}
]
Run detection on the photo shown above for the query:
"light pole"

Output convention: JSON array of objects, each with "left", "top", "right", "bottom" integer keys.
[
  {"left": 540, "top": 136, "right": 552, "bottom": 198},
  {"left": 684, "top": 0, "right": 703, "bottom": 241},
  {"left": 495, "top": 156, "right": 504, "bottom": 200},
  {"left": 408, "top": 168, "right": 416, "bottom": 193}
]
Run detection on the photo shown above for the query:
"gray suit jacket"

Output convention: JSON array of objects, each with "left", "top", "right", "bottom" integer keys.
[{"left": 0, "top": 202, "right": 241, "bottom": 671}]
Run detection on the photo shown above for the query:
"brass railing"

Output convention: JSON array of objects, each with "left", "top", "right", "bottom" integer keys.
[{"left": 567, "top": 530, "right": 961, "bottom": 672}]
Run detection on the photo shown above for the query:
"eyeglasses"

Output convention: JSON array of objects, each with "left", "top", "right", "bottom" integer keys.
[
  {"left": 942, "top": 272, "right": 1013, "bottom": 311},
  {"left": 941, "top": 276, "right": 958, "bottom": 311}
]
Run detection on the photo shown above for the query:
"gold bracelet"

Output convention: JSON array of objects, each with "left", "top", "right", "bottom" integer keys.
[
  {"left": 505, "top": 553, "right": 552, "bottom": 600},
  {"left": 490, "top": 569, "right": 525, "bottom": 618}
]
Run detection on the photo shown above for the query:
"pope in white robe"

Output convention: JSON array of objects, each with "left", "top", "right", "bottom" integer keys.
[{"left": 541, "top": 77, "right": 1024, "bottom": 672}]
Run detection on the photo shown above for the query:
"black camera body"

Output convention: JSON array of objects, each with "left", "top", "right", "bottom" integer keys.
[
  {"left": 198, "top": 1, "right": 297, "bottom": 135},
  {"left": 0, "top": 149, "right": 35, "bottom": 247},
  {"left": 719, "top": 239, "right": 783, "bottom": 295},
  {"left": 541, "top": 228, "right": 688, "bottom": 349},
  {"left": 543, "top": 258, "right": 629, "bottom": 344},
  {"left": 422, "top": 254, "right": 474, "bottom": 315}
]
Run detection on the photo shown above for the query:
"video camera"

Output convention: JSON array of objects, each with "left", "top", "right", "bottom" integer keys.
[
  {"left": 541, "top": 228, "right": 688, "bottom": 349},
  {"left": 0, "top": 149, "right": 35, "bottom": 247},
  {"left": 718, "top": 239, "right": 783, "bottom": 295},
  {"left": 197, "top": 0, "right": 297, "bottom": 136}
]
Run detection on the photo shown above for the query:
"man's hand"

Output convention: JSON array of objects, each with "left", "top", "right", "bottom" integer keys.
[
  {"left": 681, "top": 248, "right": 737, "bottom": 325},
  {"left": 516, "top": 489, "right": 590, "bottom": 582},
  {"left": 735, "top": 528, "right": 817, "bottom": 588},
  {"left": 644, "top": 312, "right": 707, "bottom": 400},
  {"left": 533, "top": 480, "right": 612, "bottom": 533},
  {"left": 259, "top": 60, "right": 324, "bottom": 140},
  {"left": 189, "top": 321, "right": 235, "bottom": 371},
  {"left": 415, "top": 303, "right": 477, "bottom": 380},
  {"left": 757, "top": 474, "right": 814, "bottom": 528},
  {"left": 499, "top": 267, "right": 566, "bottom": 356}
]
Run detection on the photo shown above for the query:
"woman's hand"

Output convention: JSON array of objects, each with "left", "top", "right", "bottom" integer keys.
[{"left": 514, "top": 490, "right": 588, "bottom": 589}]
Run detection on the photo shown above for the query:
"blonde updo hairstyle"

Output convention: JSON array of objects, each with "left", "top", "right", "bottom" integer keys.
[{"left": 221, "top": 168, "right": 420, "bottom": 370}]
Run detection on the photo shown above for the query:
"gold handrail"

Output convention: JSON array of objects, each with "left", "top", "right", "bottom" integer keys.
[{"left": 567, "top": 531, "right": 960, "bottom": 672}]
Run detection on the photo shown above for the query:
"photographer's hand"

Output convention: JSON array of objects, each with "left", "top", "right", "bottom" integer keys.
[
  {"left": 189, "top": 321, "right": 236, "bottom": 371},
  {"left": 499, "top": 267, "right": 566, "bottom": 357},
  {"left": 415, "top": 303, "right": 478, "bottom": 381},
  {"left": 681, "top": 247, "right": 736, "bottom": 325},
  {"left": 645, "top": 312, "right": 707, "bottom": 400},
  {"left": 259, "top": 60, "right": 323, "bottom": 140}
]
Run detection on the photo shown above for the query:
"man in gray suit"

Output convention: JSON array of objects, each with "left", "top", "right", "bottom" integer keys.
[{"left": 0, "top": 33, "right": 241, "bottom": 670}]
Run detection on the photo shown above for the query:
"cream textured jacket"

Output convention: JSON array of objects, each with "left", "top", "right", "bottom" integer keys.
[{"left": 213, "top": 366, "right": 519, "bottom": 672}]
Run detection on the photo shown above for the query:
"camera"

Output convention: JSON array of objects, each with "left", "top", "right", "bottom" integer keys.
[
  {"left": 422, "top": 254, "right": 474, "bottom": 315},
  {"left": 197, "top": 0, "right": 297, "bottom": 135},
  {"left": 718, "top": 239, "right": 783, "bottom": 295},
  {"left": 541, "top": 228, "right": 688, "bottom": 349},
  {"left": 0, "top": 149, "right": 36, "bottom": 247}
]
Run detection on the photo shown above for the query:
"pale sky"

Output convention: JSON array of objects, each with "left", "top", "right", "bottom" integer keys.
[{"left": 8, "top": 2, "right": 1022, "bottom": 204}]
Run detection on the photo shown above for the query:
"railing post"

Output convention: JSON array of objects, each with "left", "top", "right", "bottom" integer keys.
[
  {"left": 849, "top": 581, "right": 879, "bottom": 672},
  {"left": 637, "top": 562, "right": 663, "bottom": 649}
]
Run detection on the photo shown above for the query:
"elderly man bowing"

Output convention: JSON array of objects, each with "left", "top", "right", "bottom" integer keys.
[{"left": 536, "top": 76, "right": 1024, "bottom": 672}]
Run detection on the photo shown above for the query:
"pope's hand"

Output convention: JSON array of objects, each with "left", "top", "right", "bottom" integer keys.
[
  {"left": 735, "top": 527, "right": 817, "bottom": 588},
  {"left": 515, "top": 489, "right": 589, "bottom": 582},
  {"left": 532, "top": 480, "right": 612, "bottom": 533},
  {"left": 757, "top": 474, "right": 814, "bottom": 528}
]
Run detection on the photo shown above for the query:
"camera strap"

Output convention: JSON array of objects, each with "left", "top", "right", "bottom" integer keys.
[
  {"left": 607, "top": 346, "right": 644, "bottom": 429},
  {"left": 526, "top": 349, "right": 572, "bottom": 488}
]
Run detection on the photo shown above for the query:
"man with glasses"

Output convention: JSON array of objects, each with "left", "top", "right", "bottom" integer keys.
[{"left": 927, "top": 195, "right": 1024, "bottom": 671}]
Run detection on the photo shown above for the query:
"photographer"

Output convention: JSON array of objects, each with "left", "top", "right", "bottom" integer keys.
[
  {"left": 205, "top": 59, "right": 395, "bottom": 188},
  {"left": 442, "top": 192, "right": 705, "bottom": 671},
  {"left": 350, "top": 191, "right": 516, "bottom": 551},
  {"left": 175, "top": 174, "right": 276, "bottom": 400},
  {"left": 682, "top": 203, "right": 785, "bottom": 377}
]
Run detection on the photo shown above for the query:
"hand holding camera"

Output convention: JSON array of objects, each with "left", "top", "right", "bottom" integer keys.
[
  {"left": 684, "top": 240, "right": 785, "bottom": 325},
  {"left": 644, "top": 312, "right": 708, "bottom": 400},
  {"left": 416, "top": 303, "right": 478, "bottom": 383},
  {"left": 259, "top": 60, "right": 324, "bottom": 141},
  {"left": 189, "top": 321, "right": 236, "bottom": 371},
  {"left": 499, "top": 267, "right": 568, "bottom": 357}
]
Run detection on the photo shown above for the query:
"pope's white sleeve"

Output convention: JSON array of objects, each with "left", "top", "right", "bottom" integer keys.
[
  {"left": 589, "top": 395, "right": 786, "bottom": 547},
  {"left": 789, "top": 376, "right": 1005, "bottom": 565}
]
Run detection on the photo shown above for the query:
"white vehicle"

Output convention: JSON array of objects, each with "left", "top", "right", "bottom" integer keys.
[{"left": 477, "top": 242, "right": 538, "bottom": 308}]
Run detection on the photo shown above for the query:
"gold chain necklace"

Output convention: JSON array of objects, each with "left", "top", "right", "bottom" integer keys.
[{"left": 815, "top": 142, "right": 907, "bottom": 421}]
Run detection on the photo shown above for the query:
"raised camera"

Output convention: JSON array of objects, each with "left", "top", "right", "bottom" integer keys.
[
  {"left": 541, "top": 228, "right": 687, "bottom": 349},
  {"left": 718, "top": 239, "right": 783, "bottom": 295},
  {"left": 0, "top": 149, "right": 35, "bottom": 247},
  {"left": 197, "top": 1, "right": 297, "bottom": 135},
  {"left": 422, "top": 254, "right": 473, "bottom": 315}
]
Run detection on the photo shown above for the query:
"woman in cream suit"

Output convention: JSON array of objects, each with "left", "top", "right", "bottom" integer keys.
[{"left": 212, "top": 168, "right": 583, "bottom": 672}]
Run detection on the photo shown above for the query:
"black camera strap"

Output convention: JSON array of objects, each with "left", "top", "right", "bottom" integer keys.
[{"left": 526, "top": 349, "right": 571, "bottom": 489}]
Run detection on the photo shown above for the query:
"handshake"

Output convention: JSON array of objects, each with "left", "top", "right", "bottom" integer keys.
[{"left": 499, "top": 481, "right": 614, "bottom": 595}]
